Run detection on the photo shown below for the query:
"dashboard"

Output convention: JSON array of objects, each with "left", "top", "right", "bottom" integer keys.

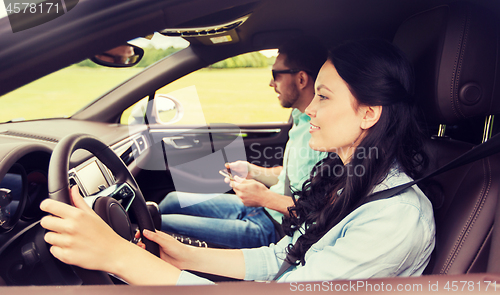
[
  {"left": 0, "top": 165, "right": 28, "bottom": 233},
  {"left": 0, "top": 119, "right": 151, "bottom": 285},
  {"left": 0, "top": 116, "right": 237, "bottom": 285},
  {"left": 69, "top": 159, "right": 114, "bottom": 196},
  {"left": 0, "top": 132, "right": 148, "bottom": 233}
]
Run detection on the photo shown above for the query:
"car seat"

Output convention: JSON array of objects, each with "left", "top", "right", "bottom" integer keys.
[{"left": 393, "top": 2, "right": 500, "bottom": 274}]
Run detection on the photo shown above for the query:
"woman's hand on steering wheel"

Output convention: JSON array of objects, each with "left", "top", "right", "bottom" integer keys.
[
  {"left": 139, "top": 229, "right": 193, "bottom": 270},
  {"left": 40, "top": 186, "right": 133, "bottom": 274}
]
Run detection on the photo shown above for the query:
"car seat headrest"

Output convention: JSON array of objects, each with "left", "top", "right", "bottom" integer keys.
[{"left": 393, "top": 3, "right": 500, "bottom": 125}]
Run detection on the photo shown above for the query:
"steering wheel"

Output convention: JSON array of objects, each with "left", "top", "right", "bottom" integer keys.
[{"left": 47, "top": 133, "right": 160, "bottom": 284}]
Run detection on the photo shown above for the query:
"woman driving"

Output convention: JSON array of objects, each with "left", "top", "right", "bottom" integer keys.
[{"left": 39, "top": 39, "right": 435, "bottom": 285}]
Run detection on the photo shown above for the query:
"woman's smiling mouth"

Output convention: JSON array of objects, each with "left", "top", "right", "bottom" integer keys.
[{"left": 309, "top": 123, "right": 320, "bottom": 132}]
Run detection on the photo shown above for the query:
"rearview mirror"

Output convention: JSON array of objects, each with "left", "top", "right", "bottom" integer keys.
[{"left": 90, "top": 44, "right": 144, "bottom": 68}]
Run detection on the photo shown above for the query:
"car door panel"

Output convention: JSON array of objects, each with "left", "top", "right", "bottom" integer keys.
[{"left": 136, "top": 122, "right": 290, "bottom": 203}]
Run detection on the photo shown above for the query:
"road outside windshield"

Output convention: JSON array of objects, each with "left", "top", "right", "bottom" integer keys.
[
  {"left": 0, "top": 33, "right": 189, "bottom": 123},
  {"left": 0, "top": 31, "right": 285, "bottom": 124}
]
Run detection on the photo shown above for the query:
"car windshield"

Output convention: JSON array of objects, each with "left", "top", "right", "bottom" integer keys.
[{"left": 0, "top": 33, "right": 189, "bottom": 123}]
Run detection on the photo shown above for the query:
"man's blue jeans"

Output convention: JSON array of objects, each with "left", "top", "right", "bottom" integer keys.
[{"left": 159, "top": 191, "right": 277, "bottom": 248}]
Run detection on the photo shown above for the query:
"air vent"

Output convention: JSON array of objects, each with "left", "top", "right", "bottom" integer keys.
[
  {"left": 160, "top": 15, "right": 249, "bottom": 37},
  {"left": 120, "top": 142, "right": 138, "bottom": 166},
  {"left": 0, "top": 130, "right": 59, "bottom": 143},
  {"left": 115, "top": 135, "right": 147, "bottom": 166},
  {"left": 134, "top": 135, "right": 147, "bottom": 153}
]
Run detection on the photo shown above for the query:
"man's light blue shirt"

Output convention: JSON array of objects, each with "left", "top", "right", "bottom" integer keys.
[{"left": 266, "top": 108, "right": 327, "bottom": 223}]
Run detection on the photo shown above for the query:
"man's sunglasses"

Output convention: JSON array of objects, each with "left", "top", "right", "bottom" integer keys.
[{"left": 271, "top": 69, "right": 311, "bottom": 80}]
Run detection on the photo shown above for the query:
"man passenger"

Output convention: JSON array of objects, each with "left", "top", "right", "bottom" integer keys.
[{"left": 158, "top": 37, "right": 328, "bottom": 248}]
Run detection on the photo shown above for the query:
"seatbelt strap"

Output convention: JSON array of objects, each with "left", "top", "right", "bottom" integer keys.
[
  {"left": 364, "top": 131, "right": 500, "bottom": 203},
  {"left": 284, "top": 174, "right": 292, "bottom": 197},
  {"left": 269, "top": 128, "right": 293, "bottom": 271},
  {"left": 273, "top": 148, "right": 294, "bottom": 279},
  {"left": 283, "top": 148, "right": 292, "bottom": 197},
  {"left": 270, "top": 147, "right": 290, "bottom": 240},
  {"left": 273, "top": 132, "right": 500, "bottom": 281},
  {"left": 273, "top": 259, "right": 293, "bottom": 281}
]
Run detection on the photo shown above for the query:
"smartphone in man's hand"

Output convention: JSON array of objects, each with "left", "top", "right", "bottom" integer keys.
[{"left": 219, "top": 169, "right": 234, "bottom": 181}]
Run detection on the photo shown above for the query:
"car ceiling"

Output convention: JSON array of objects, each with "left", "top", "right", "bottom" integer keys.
[{"left": 1, "top": 0, "right": 500, "bottom": 97}]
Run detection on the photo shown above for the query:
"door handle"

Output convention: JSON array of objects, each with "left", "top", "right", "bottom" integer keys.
[{"left": 163, "top": 137, "right": 200, "bottom": 149}]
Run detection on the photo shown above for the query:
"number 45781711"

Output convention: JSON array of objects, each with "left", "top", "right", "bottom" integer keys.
[{"left": 443, "top": 281, "right": 497, "bottom": 292}]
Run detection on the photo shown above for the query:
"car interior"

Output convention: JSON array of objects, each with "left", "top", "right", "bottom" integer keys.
[
  {"left": 393, "top": 2, "right": 500, "bottom": 276},
  {"left": 0, "top": 0, "right": 500, "bottom": 293}
]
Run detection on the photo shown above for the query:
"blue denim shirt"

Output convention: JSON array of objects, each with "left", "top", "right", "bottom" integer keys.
[
  {"left": 266, "top": 108, "right": 327, "bottom": 223},
  {"left": 176, "top": 168, "right": 435, "bottom": 285}
]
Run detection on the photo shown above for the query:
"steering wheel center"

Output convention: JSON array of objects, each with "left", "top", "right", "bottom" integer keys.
[{"left": 92, "top": 196, "right": 133, "bottom": 241}]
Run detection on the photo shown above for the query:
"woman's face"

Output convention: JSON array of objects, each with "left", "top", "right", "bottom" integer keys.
[{"left": 306, "top": 60, "right": 373, "bottom": 163}]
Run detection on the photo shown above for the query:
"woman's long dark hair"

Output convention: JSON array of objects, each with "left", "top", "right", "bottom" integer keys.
[{"left": 281, "top": 39, "right": 429, "bottom": 266}]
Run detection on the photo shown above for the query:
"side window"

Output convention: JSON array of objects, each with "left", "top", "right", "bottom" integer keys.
[{"left": 122, "top": 51, "right": 291, "bottom": 125}]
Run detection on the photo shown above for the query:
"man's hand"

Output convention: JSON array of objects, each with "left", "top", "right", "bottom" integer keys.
[
  {"left": 225, "top": 161, "right": 252, "bottom": 179},
  {"left": 227, "top": 175, "right": 295, "bottom": 215},
  {"left": 224, "top": 161, "right": 283, "bottom": 187},
  {"left": 229, "top": 175, "right": 270, "bottom": 207}
]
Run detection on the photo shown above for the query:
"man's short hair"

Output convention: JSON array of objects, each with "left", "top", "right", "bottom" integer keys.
[{"left": 278, "top": 36, "right": 328, "bottom": 80}]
